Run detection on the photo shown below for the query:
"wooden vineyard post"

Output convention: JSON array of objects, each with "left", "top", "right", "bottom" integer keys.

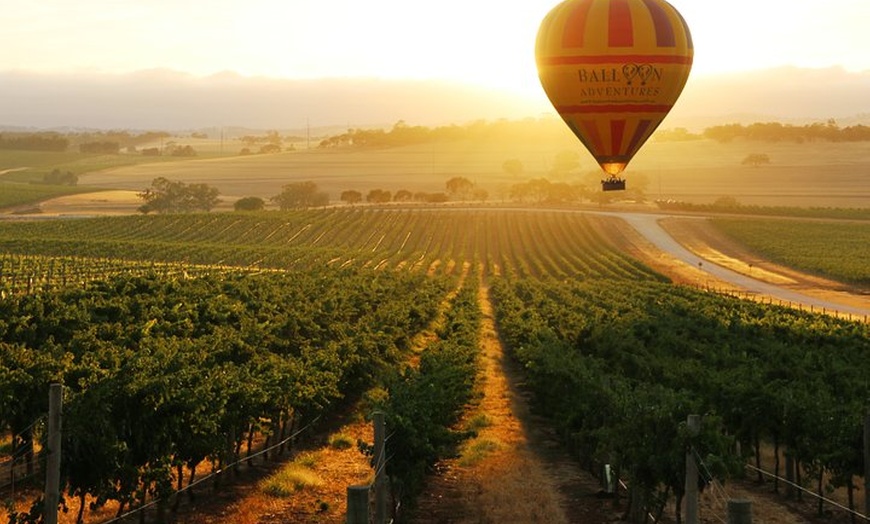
[
  {"left": 45, "top": 384, "right": 63, "bottom": 524},
  {"left": 346, "top": 485, "right": 370, "bottom": 524},
  {"left": 727, "top": 499, "right": 752, "bottom": 524},
  {"left": 864, "top": 411, "right": 870, "bottom": 518},
  {"left": 685, "top": 414, "right": 700, "bottom": 524},
  {"left": 373, "top": 411, "right": 386, "bottom": 524}
]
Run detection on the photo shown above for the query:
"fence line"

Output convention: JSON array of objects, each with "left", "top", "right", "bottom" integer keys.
[
  {"left": 689, "top": 283, "right": 870, "bottom": 324},
  {"left": 745, "top": 463, "right": 869, "bottom": 521},
  {"left": 101, "top": 415, "right": 320, "bottom": 524}
]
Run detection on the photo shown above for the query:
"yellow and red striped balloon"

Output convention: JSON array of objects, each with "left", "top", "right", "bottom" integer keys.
[{"left": 536, "top": 0, "right": 693, "bottom": 187}]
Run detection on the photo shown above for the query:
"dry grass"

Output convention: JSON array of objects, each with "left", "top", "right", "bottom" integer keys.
[
  {"left": 260, "top": 463, "right": 323, "bottom": 498},
  {"left": 457, "top": 437, "right": 503, "bottom": 467},
  {"left": 328, "top": 433, "right": 356, "bottom": 451}
]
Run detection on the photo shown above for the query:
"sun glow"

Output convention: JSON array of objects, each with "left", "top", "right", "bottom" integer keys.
[{"left": 1, "top": 0, "right": 868, "bottom": 93}]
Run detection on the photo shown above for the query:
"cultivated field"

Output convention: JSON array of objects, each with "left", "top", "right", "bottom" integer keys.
[
  {"left": 2, "top": 207, "right": 869, "bottom": 524},
  {"left": 712, "top": 217, "right": 870, "bottom": 286},
  {"left": 2, "top": 133, "right": 870, "bottom": 524},
  {"left": 72, "top": 133, "right": 870, "bottom": 208}
]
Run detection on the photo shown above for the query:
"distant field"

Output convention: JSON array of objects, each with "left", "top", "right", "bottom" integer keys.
[
  {"left": 79, "top": 136, "right": 870, "bottom": 208},
  {"left": 0, "top": 149, "right": 163, "bottom": 183},
  {"left": 711, "top": 217, "right": 870, "bottom": 286},
  {"left": 0, "top": 181, "right": 93, "bottom": 209}
]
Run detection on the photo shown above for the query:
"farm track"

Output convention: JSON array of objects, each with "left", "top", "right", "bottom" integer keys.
[
  {"left": 409, "top": 279, "right": 613, "bottom": 523},
  {"left": 602, "top": 212, "right": 870, "bottom": 318}
]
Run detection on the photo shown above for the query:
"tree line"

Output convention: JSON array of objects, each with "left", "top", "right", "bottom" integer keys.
[
  {"left": 0, "top": 131, "right": 172, "bottom": 153},
  {"left": 658, "top": 120, "right": 870, "bottom": 143},
  {"left": 139, "top": 173, "right": 646, "bottom": 214},
  {"left": 316, "top": 118, "right": 870, "bottom": 151}
]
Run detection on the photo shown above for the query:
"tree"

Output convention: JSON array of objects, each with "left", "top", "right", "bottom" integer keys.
[
  {"left": 79, "top": 141, "right": 120, "bottom": 154},
  {"left": 234, "top": 196, "right": 265, "bottom": 212},
  {"left": 508, "top": 176, "right": 582, "bottom": 204},
  {"left": 340, "top": 190, "right": 363, "bottom": 205},
  {"left": 713, "top": 196, "right": 740, "bottom": 208},
  {"left": 413, "top": 192, "right": 448, "bottom": 203},
  {"left": 366, "top": 189, "right": 392, "bottom": 204},
  {"left": 43, "top": 169, "right": 78, "bottom": 186},
  {"left": 137, "top": 177, "right": 221, "bottom": 214},
  {"left": 445, "top": 177, "right": 474, "bottom": 201},
  {"left": 258, "top": 144, "right": 282, "bottom": 154},
  {"left": 271, "top": 181, "right": 329, "bottom": 209},
  {"left": 742, "top": 153, "right": 771, "bottom": 167},
  {"left": 169, "top": 144, "right": 197, "bottom": 157},
  {"left": 394, "top": 189, "right": 413, "bottom": 202},
  {"left": 472, "top": 187, "right": 489, "bottom": 202}
]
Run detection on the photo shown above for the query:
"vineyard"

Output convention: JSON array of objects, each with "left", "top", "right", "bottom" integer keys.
[
  {"left": 711, "top": 217, "right": 870, "bottom": 286},
  {"left": 490, "top": 276, "right": 870, "bottom": 521},
  {"left": 0, "top": 209, "right": 660, "bottom": 282},
  {"left": 1, "top": 267, "right": 454, "bottom": 522},
  {"left": 1, "top": 207, "right": 869, "bottom": 523}
]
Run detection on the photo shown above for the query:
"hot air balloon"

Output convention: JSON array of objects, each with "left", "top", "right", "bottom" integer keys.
[{"left": 536, "top": 0, "right": 693, "bottom": 191}]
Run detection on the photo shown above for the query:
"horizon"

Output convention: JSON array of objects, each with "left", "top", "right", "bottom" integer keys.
[
  {"left": 2, "top": 66, "right": 870, "bottom": 131},
  {"left": 3, "top": 0, "right": 870, "bottom": 130},
  {"left": 3, "top": 1, "right": 870, "bottom": 90}
]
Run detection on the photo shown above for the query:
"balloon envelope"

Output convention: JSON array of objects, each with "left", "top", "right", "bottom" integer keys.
[{"left": 536, "top": 0, "right": 693, "bottom": 180}]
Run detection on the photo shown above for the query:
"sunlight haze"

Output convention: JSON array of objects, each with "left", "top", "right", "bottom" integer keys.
[
  {"left": 3, "top": 0, "right": 870, "bottom": 129},
  {"left": 3, "top": 0, "right": 869, "bottom": 93}
]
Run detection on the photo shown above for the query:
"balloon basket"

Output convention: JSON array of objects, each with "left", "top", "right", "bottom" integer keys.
[{"left": 601, "top": 178, "right": 626, "bottom": 192}]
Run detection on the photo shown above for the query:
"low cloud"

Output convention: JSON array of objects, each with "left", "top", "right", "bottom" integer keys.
[{"left": 1, "top": 67, "right": 868, "bottom": 131}]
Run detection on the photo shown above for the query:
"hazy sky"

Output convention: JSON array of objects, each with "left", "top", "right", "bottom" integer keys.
[{"left": 2, "top": 0, "right": 869, "bottom": 97}]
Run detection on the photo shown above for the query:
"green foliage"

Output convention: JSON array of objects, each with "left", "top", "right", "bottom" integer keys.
[
  {"left": 445, "top": 176, "right": 474, "bottom": 200},
  {"left": 137, "top": 177, "right": 221, "bottom": 214},
  {"left": 271, "top": 181, "right": 329, "bottom": 209},
  {"left": 712, "top": 218, "right": 870, "bottom": 286},
  {"left": 509, "top": 177, "right": 583, "bottom": 204},
  {"left": 376, "top": 278, "right": 482, "bottom": 505},
  {"left": 0, "top": 268, "right": 449, "bottom": 519},
  {"left": 0, "top": 209, "right": 662, "bottom": 280},
  {"left": 328, "top": 433, "right": 355, "bottom": 450},
  {"left": 0, "top": 133, "right": 68, "bottom": 152},
  {"left": 366, "top": 189, "right": 391, "bottom": 203},
  {"left": 0, "top": 182, "right": 91, "bottom": 210},
  {"left": 233, "top": 196, "right": 265, "bottom": 211},
  {"left": 260, "top": 465, "right": 322, "bottom": 497},
  {"left": 656, "top": 200, "right": 870, "bottom": 221},
  {"left": 741, "top": 153, "right": 771, "bottom": 166},
  {"left": 458, "top": 437, "right": 502, "bottom": 467},
  {"left": 704, "top": 120, "right": 870, "bottom": 143},
  {"left": 339, "top": 190, "right": 362, "bottom": 205},
  {"left": 79, "top": 141, "right": 120, "bottom": 154},
  {"left": 42, "top": 168, "right": 78, "bottom": 186},
  {"left": 490, "top": 276, "right": 870, "bottom": 522}
]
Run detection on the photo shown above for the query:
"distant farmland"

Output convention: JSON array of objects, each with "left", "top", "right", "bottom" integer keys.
[{"left": 79, "top": 137, "right": 870, "bottom": 208}]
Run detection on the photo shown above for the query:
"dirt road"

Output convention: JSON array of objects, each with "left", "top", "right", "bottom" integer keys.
[{"left": 599, "top": 211, "right": 870, "bottom": 319}]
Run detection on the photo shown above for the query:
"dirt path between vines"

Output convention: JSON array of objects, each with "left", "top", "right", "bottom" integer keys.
[{"left": 408, "top": 280, "right": 616, "bottom": 524}]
